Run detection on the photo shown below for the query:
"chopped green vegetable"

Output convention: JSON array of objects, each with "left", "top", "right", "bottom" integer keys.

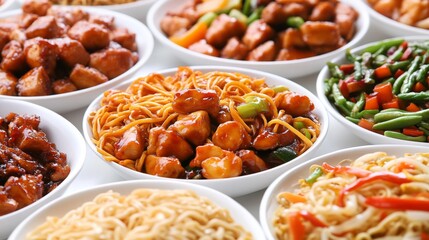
[
  {"left": 229, "top": 9, "right": 247, "bottom": 24},
  {"left": 287, "top": 16, "right": 304, "bottom": 28},
  {"left": 197, "top": 12, "right": 218, "bottom": 25},
  {"left": 237, "top": 96, "right": 269, "bottom": 118},
  {"left": 273, "top": 146, "right": 297, "bottom": 163},
  {"left": 305, "top": 167, "right": 323, "bottom": 184}
]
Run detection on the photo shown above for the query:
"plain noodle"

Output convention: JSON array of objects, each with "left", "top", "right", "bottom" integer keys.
[{"left": 27, "top": 188, "right": 253, "bottom": 240}]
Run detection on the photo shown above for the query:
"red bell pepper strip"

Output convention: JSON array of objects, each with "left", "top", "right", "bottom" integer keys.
[
  {"left": 287, "top": 212, "right": 305, "bottom": 240},
  {"left": 299, "top": 210, "right": 327, "bottom": 228},
  {"left": 322, "top": 162, "right": 371, "bottom": 178},
  {"left": 422, "top": 232, "right": 429, "bottom": 240},
  {"left": 365, "top": 197, "right": 429, "bottom": 212},
  {"left": 337, "top": 172, "right": 412, "bottom": 207}
]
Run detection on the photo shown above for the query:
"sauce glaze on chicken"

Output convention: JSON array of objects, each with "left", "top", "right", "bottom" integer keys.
[{"left": 0, "top": 113, "right": 69, "bottom": 216}]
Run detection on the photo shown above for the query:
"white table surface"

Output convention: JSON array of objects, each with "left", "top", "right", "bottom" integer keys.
[{"left": 58, "top": 23, "right": 390, "bottom": 222}]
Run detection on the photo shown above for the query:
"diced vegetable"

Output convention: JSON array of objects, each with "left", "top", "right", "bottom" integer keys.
[
  {"left": 169, "top": 21, "right": 208, "bottom": 48},
  {"left": 273, "top": 146, "right": 297, "bottom": 163}
]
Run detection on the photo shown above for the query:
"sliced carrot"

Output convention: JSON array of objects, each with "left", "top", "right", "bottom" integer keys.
[
  {"left": 374, "top": 65, "right": 392, "bottom": 79},
  {"left": 394, "top": 69, "right": 405, "bottom": 78},
  {"left": 339, "top": 64, "right": 355, "bottom": 74},
  {"left": 196, "top": 0, "right": 228, "bottom": 15},
  {"left": 400, "top": 41, "right": 408, "bottom": 49},
  {"left": 358, "top": 118, "right": 375, "bottom": 131},
  {"left": 421, "top": 232, "right": 429, "bottom": 240},
  {"left": 287, "top": 212, "right": 305, "bottom": 240},
  {"left": 394, "top": 161, "right": 415, "bottom": 173},
  {"left": 382, "top": 98, "right": 399, "bottom": 109},
  {"left": 278, "top": 192, "right": 307, "bottom": 204},
  {"left": 346, "top": 80, "right": 365, "bottom": 93},
  {"left": 169, "top": 21, "right": 208, "bottom": 48},
  {"left": 373, "top": 82, "right": 393, "bottom": 104},
  {"left": 413, "top": 82, "right": 426, "bottom": 92},
  {"left": 406, "top": 102, "right": 420, "bottom": 112},
  {"left": 403, "top": 128, "right": 424, "bottom": 137},
  {"left": 400, "top": 47, "right": 413, "bottom": 60},
  {"left": 364, "top": 95, "right": 379, "bottom": 110},
  {"left": 338, "top": 80, "right": 350, "bottom": 99}
]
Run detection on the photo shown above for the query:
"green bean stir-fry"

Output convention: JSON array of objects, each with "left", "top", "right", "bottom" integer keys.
[{"left": 324, "top": 38, "right": 429, "bottom": 143}]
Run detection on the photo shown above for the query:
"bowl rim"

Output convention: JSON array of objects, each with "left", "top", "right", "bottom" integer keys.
[
  {"left": 362, "top": 0, "right": 429, "bottom": 35},
  {"left": 17, "top": 0, "right": 157, "bottom": 10},
  {"left": 146, "top": 0, "right": 370, "bottom": 67},
  {"left": 259, "top": 144, "right": 429, "bottom": 240},
  {"left": 0, "top": 0, "right": 16, "bottom": 12},
  {"left": 0, "top": 7, "right": 154, "bottom": 101},
  {"left": 316, "top": 35, "right": 429, "bottom": 146},
  {"left": 0, "top": 99, "right": 86, "bottom": 221},
  {"left": 82, "top": 65, "right": 329, "bottom": 184},
  {"left": 9, "top": 179, "right": 266, "bottom": 239}
]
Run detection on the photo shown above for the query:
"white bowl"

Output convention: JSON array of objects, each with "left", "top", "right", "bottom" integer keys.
[
  {"left": 0, "top": 7, "right": 154, "bottom": 114},
  {"left": 82, "top": 66, "right": 329, "bottom": 197},
  {"left": 9, "top": 179, "right": 266, "bottom": 239},
  {"left": 147, "top": 0, "right": 369, "bottom": 79},
  {"left": 362, "top": 0, "right": 429, "bottom": 37},
  {"left": 0, "top": 99, "right": 85, "bottom": 238},
  {"left": 260, "top": 144, "right": 429, "bottom": 240},
  {"left": 316, "top": 36, "right": 429, "bottom": 146},
  {"left": 18, "top": 0, "right": 156, "bottom": 22},
  {"left": 0, "top": 0, "right": 19, "bottom": 13}
]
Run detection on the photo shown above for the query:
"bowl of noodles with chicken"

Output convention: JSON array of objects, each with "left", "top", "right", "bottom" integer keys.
[
  {"left": 147, "top": 0, "right": 369, "bottom": 78},
  {"left": 82, "top": 66, "right": 328, "bottom": 197},
  {"left": 9, "top": 179, "right": 266, "bottom": 239},
  {"left": 260, "top": 144, "right": 429, "bottom": 240}
]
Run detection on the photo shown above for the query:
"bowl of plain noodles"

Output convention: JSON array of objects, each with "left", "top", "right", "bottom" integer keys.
[
  {"left": 260, "top": 144, "right": 429, "bottom": 240},
  {"left": 19, "top": 0, "right": 156, "bottom": 22},
  {"left": 9, "top": 179, "right": 265, "bottom": 240},
  {"left": 82, "top": 66, "right": 329, "bottom": 197}
]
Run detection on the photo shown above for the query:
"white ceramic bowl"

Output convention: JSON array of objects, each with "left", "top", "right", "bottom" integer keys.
[
  {"left": 18, "top": 0, "right": 156, "bottom": 22},
  {"left": 0, "top": 7, "right": 154, "bottom": 114},
  {"left": 0, "top": 0, "right": 19, "bottom": 13},
  {"left": 260, "top": 144, "right": 429, "bottom": 240},
  {"left": 316, "top": 36, "right": 429, "bottom": 147},
  {"left": 9, "top": 179, "right": 266, "bottom": 239},
  {"left": 82, "top": 66, "right": 329, "bottom": 197},
  {"left": 0, "top": 99, "right": 85, "bottom": 239},
  {"left": 147, "top": 0, "right": 369, "bottom": 79},
  {"left": 362, "top": 0, "right": 429, "bottom": 37}
]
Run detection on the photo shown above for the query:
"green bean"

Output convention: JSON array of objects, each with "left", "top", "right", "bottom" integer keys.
[
  {"left": 392, "top": 69, "right": 409, "bottom": 94},
  {"left": 364, "top": 69, "right": 375, "bottom": 84},
  {"left": 332, "top": 84, "right": 351, "bottom": 116},
  {"left": 397, "top": 92, "right": 429, "bottom": 101},
  {"left": 242, "top": 0, "right": 252, "bottom": 16},
  {"left": 384, "top": 131, "right": 427, "bottom": 142},
  {"left": 351, "top": 93, "right": 365, "bottom": 114},
  {"left": 418, "top": 126, "right": 429, "bottom": 136},
  {"left": 354, "top": 61, "right": 364, "bottom": 80},
  {"left": 400, "top": 56, "right": 422, "bottom": 93},
  {"left": 418, "top": 121, "right": 429, "bottom": 130},
  {"left": 388, "top": 46, "right": 404, "bottom": 61},
  {"left": 389, "top": 60, "right": 410, "bottom": 72},
  {"left": 374, "top": 109, "right": 429, "bottom": 122},
  {"left": 373, "top": 54, "right": 388, "bottom": 67},
  {"left": 346, "top": 48, "right": 356, "bottom": 62},
  {"left": 351, "top": 110, "right": 379, "bottom": 119},
  {"left": 373, "top": 115, "right": 422, "bottom": 130},
  {"left": 400, "top": 70, "right": 418, "bottom": 93},
  {"left": 305, "top": 167, "right": 323, "bottom": 184},
  {"left": 346, "top": 116, "right": 360, "bottom": 124},
  {"left": 327, "top": 62, "right": 344, "bottom": 79},
  {"left": 373, "top": 46, "right": 387, "bottom": 57},
  {"left": 364, "top": 38, "right": 404, "bottom": 54},
  {"left": 417, "top": 64, "right": 429, "bottom": 82},
  {"left": 382, "top": 77, "right": 396, "bottom": 85},
  {"left": 346, "top": 101, "right": 355, "bottom": 111}
]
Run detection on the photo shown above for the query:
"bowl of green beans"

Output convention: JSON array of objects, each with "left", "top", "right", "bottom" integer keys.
[{"left": 316, "top": 36, "right": 429, "bottom": 146}]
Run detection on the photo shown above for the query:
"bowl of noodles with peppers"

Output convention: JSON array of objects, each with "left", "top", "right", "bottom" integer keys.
[
  {"left": 317, "top": 36, "right": 429, "bottom": 146},
  {"left": 82, "top": 66, "right": 328, "bottom": 197},
  {"left": 260, "top": 144, "right": 429, "bottom": 240}
]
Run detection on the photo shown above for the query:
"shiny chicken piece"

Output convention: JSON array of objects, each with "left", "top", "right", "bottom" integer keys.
[
  {"left": 236, "top": 150, "right": 268, "bottom": 174},
  {"left": 17, "top": 67, "right": 51, "bottom": 96},
  {"left": 188, "top": 40, "right": 219, "bottom": 57},
  {"left": 276, "top": 48, "right": 317, "bottom": 61},
  {"left": 221, "top": 37, "right": 249, "bottom": 60},
  {"left": 253, "top": 128, "right": 296, "bottom": 150},
  {"left": 247, "top": 40, "right": 277, "bottom": 61},
  {"left": 205, "top": 14, "right": 246, "bottom": 48},
  {"left": 51, "top": 79, "right": 77, "bottom": 94},
  {"left": 0, "top": 71, "right": 18, "bottom": 95},
  {"left": 300, "top": 21, "right": 341, "bottom": 47},
  {"left": 21, "top": 0, "right": 52, "bottom": 16},
  {"left": 212, "top": 121, "right": 251, "bottom": 151},
  {"left": 280, "top": 28, "right": 306, "bottom": 49},
  {"left": 335, "top": 3, "right": 359, "bottom": 41},
  {"left": 114, "top": 126, "right": 145, "bottom": 160},
  {"left": 172, "top": 88, "right": 220, "bottom": 117},
  {"left": 160, "top": 15, "right": 191, "bottom": 37},
  {"left": 0, "top": 191, "right": 18, "bottom": 216},
  {"left": 69, "top": 64, "right": 108, "bottom": 89},
  {"left": 0, "top": 31, "right": 9, "bottom": 52},
  {"left": 89, "top": 14, "right": 115, "bottom": 30},
  {"left": 47, "top": 6, "right": 89, "bottom": 26},
  {"left": 24, "top": 38, "right": 59, "bottom": 75},
  {"left": 89, "top": 47, "right": 134, "bottom": 79},
  {"left": 261, "top": 2, "right": 289, "bottom": 26},
  {"left": 147, "top": 127, "right": 194, "bottom": 162},
  {"left": 111, "top": 28, "right": 137, "bottom": 52},
  {"left": 189, "top": 144, "right": 224, "bottom": 168},
  {"left": 275, "top": 91, "right": 315, "bottom": 116},
  {"left": 145, "top": 155, "right": 185, "bottom": 178},
  {"left": 309, "top": 1, "right": 336, "bottom": 21},
  {"left": 169, "top": 110, "right": 211, "bottom": 146},
  {"left": 242, "top": 20, "right": 275, "bottom": 50},
  {"left": 4, "top": 174, "right": 43, "bottom": 209},
  {"left": 1, "top": 40, "right": 27, "bottom": 73},
  {"left": 201, "top": 150, "right": 243, "bottom": 179},
  {"left": 25, "top": 16, "right": 61, "bottom": 39},
  {"left": 68, "top": 21, "right": 110, "bottom": 51},
  {"left": 52, "top": 38, "right": 90, "bottom": 67}
]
